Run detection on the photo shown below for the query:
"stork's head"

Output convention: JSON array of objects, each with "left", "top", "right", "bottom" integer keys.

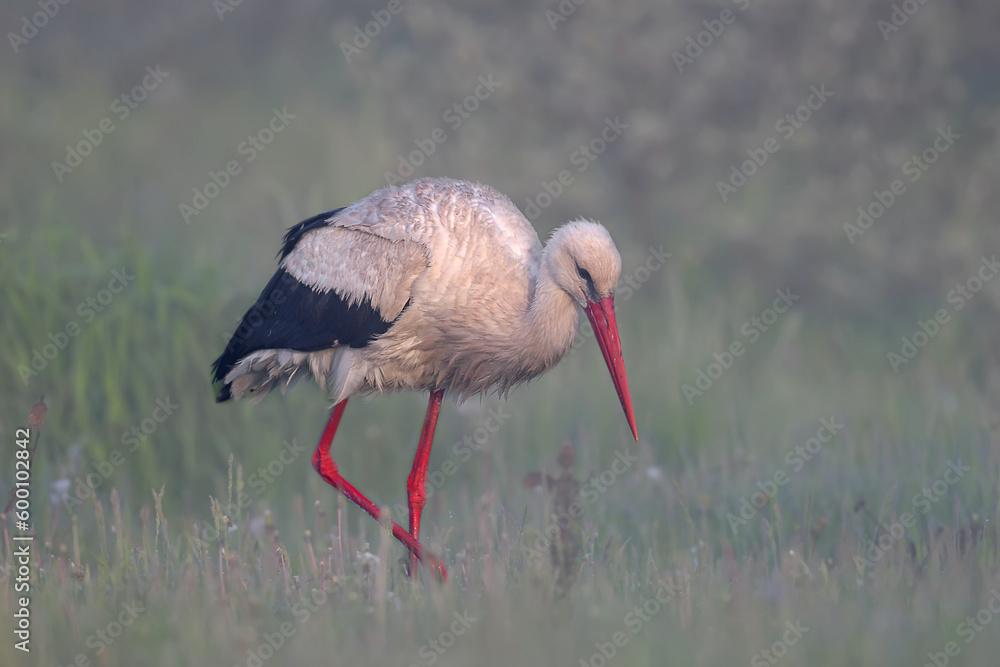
[
  {"left": 548, "top": 220, "right": 623, "bottom": 308},
  {"left": 548, "top": 220, "right": 637, "bottom": 441}
]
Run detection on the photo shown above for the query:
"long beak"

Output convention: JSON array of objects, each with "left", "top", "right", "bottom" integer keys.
[{"left": 584, "top": 295, "right": 638, "bottom": 441}]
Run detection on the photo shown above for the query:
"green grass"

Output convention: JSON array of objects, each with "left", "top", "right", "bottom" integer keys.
[{"left": 2, "top": 219, "right": 999, "bottom": 666}]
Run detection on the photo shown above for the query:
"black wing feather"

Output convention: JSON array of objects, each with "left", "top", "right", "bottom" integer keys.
[
  {"left": 212, "top": 269, "right": 397, "bottom": 401},
  {"left": 278, "top": 207, "right": 346, "bottom": 260},
  {"left": 212, "top": 208, "right": 394, "bottom": 402}
]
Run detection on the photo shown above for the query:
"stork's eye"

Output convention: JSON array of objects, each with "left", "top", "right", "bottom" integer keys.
[{"left": 576, "top": 264, "right": 597, "bottom": 298}]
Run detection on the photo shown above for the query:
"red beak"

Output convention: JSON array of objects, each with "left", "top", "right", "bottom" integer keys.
[{"left": 584, "top": 296, "right": 638, "bottom": 441}]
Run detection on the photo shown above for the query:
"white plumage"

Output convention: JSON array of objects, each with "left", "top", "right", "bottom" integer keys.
[
  {"left": 214, "top": 176, "right": 636, "bottom": 579},
  {"left": 219, "top": 177, "right": 630, "bottom": 411}
]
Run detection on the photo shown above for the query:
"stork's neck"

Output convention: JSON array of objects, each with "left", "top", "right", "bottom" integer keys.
[{"left": 523, "top": 253, "right": 581, "bottom": 369}]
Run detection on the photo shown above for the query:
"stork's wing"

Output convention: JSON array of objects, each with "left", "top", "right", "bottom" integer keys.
[{"left": 212, "top": 208, "right": 429, "bottom": 399}]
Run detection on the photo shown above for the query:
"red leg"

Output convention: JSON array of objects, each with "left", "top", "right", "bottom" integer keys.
[
  {"left": 406, "top": 390, "right": 444, "bottom": 574},
  {"left": 311, "top": 398, "right": 446, "bottom": 581}
]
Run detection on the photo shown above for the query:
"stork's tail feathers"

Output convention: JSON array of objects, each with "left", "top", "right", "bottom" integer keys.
[
  {"left": 212, "top": 347, "right": 354, "bottom": 403},
  {"left": 213, "top": 349, "right": 317, "bottom": 403}
]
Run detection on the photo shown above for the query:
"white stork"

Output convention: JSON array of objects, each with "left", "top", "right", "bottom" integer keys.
[{"left": 213, "top": 177, "right": 637, "bottom": 580}]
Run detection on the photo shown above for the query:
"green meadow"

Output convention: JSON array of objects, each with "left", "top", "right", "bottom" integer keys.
[{"left": 2, "top": 1, "right": 1000, "bottom": 666}]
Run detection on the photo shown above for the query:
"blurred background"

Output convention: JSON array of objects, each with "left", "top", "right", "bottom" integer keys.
[
  {"left": 3, "top": 1, "right": 1000, "bottom": 664},
  {"left": 4, "top": 0, "right": 999, "bottom": 510}
]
